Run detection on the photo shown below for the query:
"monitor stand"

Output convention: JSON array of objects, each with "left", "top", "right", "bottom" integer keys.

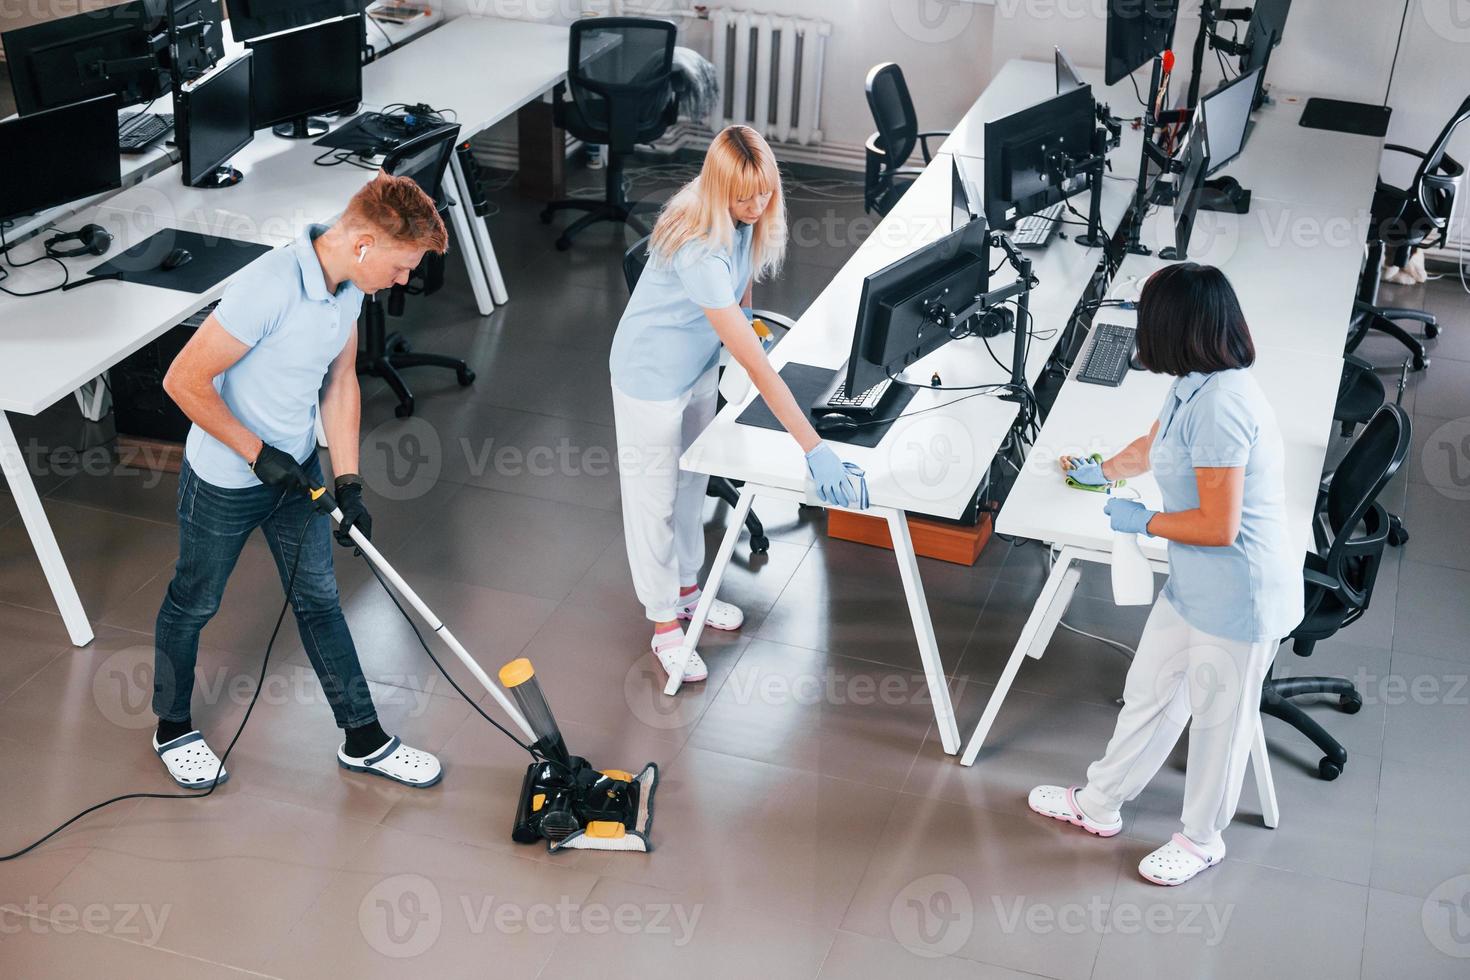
[
  {"left": 274, "top": 116, "right": 330, "bottom": 140},
  {"left": 195, "top": 165, "right": 244, "bottom": 189},
  {"left": 1199, "top": 178, "right": 1252, "bottom": 214}
]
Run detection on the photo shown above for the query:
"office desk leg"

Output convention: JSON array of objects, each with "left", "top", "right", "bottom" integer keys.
[
  {"left": 444, "top": 169, "right": 495, "bottom": 317},
  {"left": 1251, "top": 717, "right": 1280, "bottom": 829},
  {"left": 887, "top": 508, "right": 961, "bottom": 754},
  {"left": 0, "top": 412, "right": 93, "bottom": 647},
  {"left": 73, "top": 375, "right": 110, "bottom": 423},
  {"left": 450, "top": 152, "right": 509, "bottom": 307},
  {"left": 663, "top": 485, "right": 754, "bottom": 697}
]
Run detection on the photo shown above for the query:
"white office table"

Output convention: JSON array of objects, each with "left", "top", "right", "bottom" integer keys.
[
  {"left": 958, "top": 85, "right": 1388, "bottom": 824},
  {"left": 667, "top": 60, "right": 1146, "bottom": 755},
  {"left": 360, "top": 15, "right": 578, "bottom": 312}
]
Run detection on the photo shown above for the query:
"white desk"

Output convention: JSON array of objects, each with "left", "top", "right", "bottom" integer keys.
[
  {"left": 668, "top": 60, "right": 1146, "bottom": 755},
  {"left": 360, "top": 15, "right": 576, "bottom": 312},
  {"left": 958, "top": 84, "right": 1389, "bottom": 808}
]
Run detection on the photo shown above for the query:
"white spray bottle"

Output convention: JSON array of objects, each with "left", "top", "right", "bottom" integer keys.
[{"left": 1109, "top": 490, "right": 1154, "bottom": 606}]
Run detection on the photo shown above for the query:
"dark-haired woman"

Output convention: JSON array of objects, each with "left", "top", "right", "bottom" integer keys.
[{"left": 1028, "top": 263, "right": 1303, "bottom": 886}]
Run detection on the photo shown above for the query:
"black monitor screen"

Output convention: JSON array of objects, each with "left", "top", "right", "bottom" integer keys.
[
  {"left": 1201, "top": 66, "right": 1260, "bottom": 176},
  {"left": 1244, "top": 0, "right": 1292, "bottom": 50},
  {"left": 178, "top": 53, "right": 253, "bottom": 186},
  {"left": 0, "top": 94, "right": 122, "bottom": 222},
  {"left": 226, "top": 0, "right": 358, "bottom": 43},
  {"left": 1, "top": 1, "right": 166, "bottom": 116},
  {"left": 247, "top": 16, "right": 362, "bottom": 129},
  {"left": 983, "top": 85, "right": 1096, "bottom": 230},
  {"left": 1104, "top": 0, "right": 1178, "bottom": 86},
  {"left": 1055, "top": 46, "right": 1085, "bottom": 94},
  {"left": 1171, "top": 112, "right": 1210, "bottom": 259}
]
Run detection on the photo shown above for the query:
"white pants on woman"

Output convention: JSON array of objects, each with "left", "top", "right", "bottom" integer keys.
[
  {"left": 611, "top": 367, "right": 719, "bottom": 622},
  {"left": 1076, "top": 595, "right": 1280, "bottom": 846}
]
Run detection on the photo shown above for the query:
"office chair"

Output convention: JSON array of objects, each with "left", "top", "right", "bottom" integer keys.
[
  {"left": 622, "top": 235, "right": 785, "bottom": 555},
  {"left": 541, "top": 17, "right": 678, "bottom": 251},
  {"left": 1332, "top": 353, "right": 1408, "bottom": 545},
  {"left": 864, "top": 63, "right": 950, "bottom": 216},
  {"left": 358, "top": 123, "right": 475, "bottom": 419},
  {"left": 1262, "top": 403, "right": 1410, "bottom": 781},
  {"left": 1348, "top": 94, "right": 1470, "bottom": 371}
]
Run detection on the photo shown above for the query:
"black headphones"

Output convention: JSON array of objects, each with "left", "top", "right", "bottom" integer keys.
[{"left": 44, "top": 224, "right": 113, "bottom": 259}]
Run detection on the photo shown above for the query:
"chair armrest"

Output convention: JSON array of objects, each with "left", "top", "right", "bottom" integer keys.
[
  {"left": 1383, "top": 143, "right": 1427, "bottom": 160},
  {"left": 917, "top": 130, "right": 951, "bottom": 163},
  {"left": 1302, "top": 567, "right": 1341, "bottom": 593},
  {"left": 750, "top": 309, "right": 797, "bottom": 333}
]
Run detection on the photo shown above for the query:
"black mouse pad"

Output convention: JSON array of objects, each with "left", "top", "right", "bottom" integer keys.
[
  {"left": 735, "top": 362, "right": 918, "bottom": 449},
  {"left": 1299, "top": 98, "right": 1392, "bottom": 138},
  {"left": 88, "top": 229, "right": 273, "bottom": 294}
]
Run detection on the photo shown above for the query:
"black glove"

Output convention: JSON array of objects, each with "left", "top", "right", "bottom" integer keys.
[
  {"left": 333, "top": 475, "right": 372, "bottom": 550},
  {"left": 251, "top": 444, "right": 310, "bottom": 492}
]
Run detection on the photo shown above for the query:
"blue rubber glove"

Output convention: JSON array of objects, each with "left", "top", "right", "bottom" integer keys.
[
  {"left": 1105, "top": 497, "right": 1158, "bottom": 536},
  {"left": 805, "top": 442, "right": 861, "bottom": 509},
  {"left": 1064, "top": 455, "right": 1108, "bottom": 487}
]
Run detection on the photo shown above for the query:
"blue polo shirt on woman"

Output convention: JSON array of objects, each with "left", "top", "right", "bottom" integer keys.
[
  {"left": 609, "top": 223, "right": 753, "bottom": 401},
  {"left": 184, "top": 224, "right": 363, "bottom": 489},
  {"left": 1149, "top": 368, "right": 1305, "bottom": 643}
]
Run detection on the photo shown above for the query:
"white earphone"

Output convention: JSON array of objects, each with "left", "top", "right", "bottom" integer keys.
[{"left": 357, "top": 243, "right": 370, "bottom": 264}]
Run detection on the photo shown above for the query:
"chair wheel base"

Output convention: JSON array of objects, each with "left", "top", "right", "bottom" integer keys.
[
  {"left": 750, "top": 535, "right": 770, "bottom": 555},
  {"left": 1317, "top": 758, "right": 1342, "bottom": 781},
  {"left": 1425, "top": 322, "right": 1440, "bottom": 338},
  {"left": 458, "top": 368, "right": 476, "bottom": 386},
  {"left": 394, "top": 401, "right": 414, "bottom": 419},
  {"left": 1339, "top": 691, "right": 1363, "bottom": 714},
  {"left": 555, "top": 236, "right": 572, "bottom": 251}
]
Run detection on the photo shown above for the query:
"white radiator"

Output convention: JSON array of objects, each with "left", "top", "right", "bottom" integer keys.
[{"left": 708, "top": 8, "right": 830, "bottom": 146}]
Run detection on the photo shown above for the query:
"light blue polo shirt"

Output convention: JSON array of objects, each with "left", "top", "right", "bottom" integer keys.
[
  {"left": 609, "top": 223, "right": 753, "bottom": 401},
  {"left": 184, "top": 224, "right": 363, "bottom": 489},
  {"left": 1149, "top": 369, "right": 1305, "bottom": 643}
]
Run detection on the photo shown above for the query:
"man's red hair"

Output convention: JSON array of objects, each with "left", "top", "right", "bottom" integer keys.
[{"left": 343, "top": 174, "right": 448, "bottom": 253}]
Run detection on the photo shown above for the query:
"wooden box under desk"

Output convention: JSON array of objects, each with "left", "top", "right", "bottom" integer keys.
[{"left": 827, "top": 511, "right": 993, "bottom": 566}]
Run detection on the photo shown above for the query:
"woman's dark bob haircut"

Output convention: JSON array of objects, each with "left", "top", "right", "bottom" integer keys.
[{"left": 1134, "top": 263, "right": 1256, "bottom": 376}]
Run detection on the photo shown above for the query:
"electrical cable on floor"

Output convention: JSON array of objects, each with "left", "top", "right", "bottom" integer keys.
[{"left": 1058, "top": 620, "right": 1137, "bottom": 659}]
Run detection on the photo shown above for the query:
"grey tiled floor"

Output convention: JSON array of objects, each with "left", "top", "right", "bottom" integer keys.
[{"left": 2, "top": 148, "right": 1469, "bottom": 976}]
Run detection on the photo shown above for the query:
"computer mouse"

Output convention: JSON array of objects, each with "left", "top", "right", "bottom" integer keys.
[
  {"left": 814, "top": 413, "right": 862, "bottom": 436},
  {"left": 1130, "top": 349, "right": 1147, "bottom": 372},
  {"left": 160, "top": 248, "right": 193, "bottom": 271}
]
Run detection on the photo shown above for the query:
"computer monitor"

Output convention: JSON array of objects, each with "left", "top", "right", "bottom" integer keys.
[
  {"left": 247, "top": 16, "right": 362, "bottom": 139},
  {"left": 1055, "top": 46, "right": 1085, "bottom": 94},
  {"left": 1200, "top": 66, "right": 1261, "bottom": 176},
  {"left": 1, "top": 2, "right": 168, "bottom": 116},
  {"left": 1104, "top": 0, "right": 1178, "bottom": 85},
  {"left": 0, "top": 95, "right": 122, "bottom": 223},
  {"left": 176, "top": 53, "right": 253, "bottom": 188},
  {"left": 952, "top": 156, "right": 981, "bottom": 233},
  {"left": 1243, "top": 0, "right": 1292, "bottom": 51},
  {"left": 982, "top": 85, "right": 1096, "bottom": 231},
  {"left": 226, "top": 0, "right": 359, "bottom": 43},
  {"left": 842, "top": 219, "right": 991, "bottom": 396},
  {"left": 1162, "top": 112, "right": 1210, "bottom": 260}
]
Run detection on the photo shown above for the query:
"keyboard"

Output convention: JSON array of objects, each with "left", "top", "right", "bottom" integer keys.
[
  {"left": 178, "top": 300, "right": 220, "bottom": 330},
  {"left": 1076, "top": 322, "right": 1135, "bottom": 387},
  {"left": 1012, "top": 202, "right": 1064, "bottom": 249},
  {"left": 818, "top": 376, "right": 893, "bottom": 415},
  {"left": 119, "top": 112, "right": 173, "bottom": 153}
]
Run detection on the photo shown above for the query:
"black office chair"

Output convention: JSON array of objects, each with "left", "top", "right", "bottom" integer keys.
[
  {"left": 622, "top": 235, "right": 785, "bottom": 555},
  {"left": 1263, "top": 403, "right": 1410, "bottom": 781},
  {"left": 1348, "top": 94, "right": 1470, "bottom": 371},
  {"left": 541, "top": 17, "right": 678, "bottom": 251},
  {"left": 1332, "top": 353, "right": 1408, "bottom": 546},
  {"left": 358, "top": 123, "right": 475, "bottom": 419},
  {"left": 863, "top": 63, "right": 950, "bottom": 216}
]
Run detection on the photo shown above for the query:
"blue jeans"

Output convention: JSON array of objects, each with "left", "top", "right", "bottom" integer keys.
[{"left": 153, "top": 457, "right": 378, "bottom": 730}]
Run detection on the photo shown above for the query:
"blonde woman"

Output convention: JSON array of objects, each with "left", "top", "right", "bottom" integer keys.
[{"left": 610, "top": 125, "right": 864, "bottom": 683}]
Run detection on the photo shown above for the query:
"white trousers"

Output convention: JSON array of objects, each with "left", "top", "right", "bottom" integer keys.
[
  {"left": 611, "top": 367, "right": 718, "bottom": 622},
  {"left": 1077, "top": 595, "right": 1280, "bottom": 846}
]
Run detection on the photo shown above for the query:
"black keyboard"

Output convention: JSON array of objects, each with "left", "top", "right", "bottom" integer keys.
[
  {"left": 1076, "top": 322, "right": 1135, "bottom": 386},
  {"left": 119, "top": 112, "right": 173, "bottom": 153}
]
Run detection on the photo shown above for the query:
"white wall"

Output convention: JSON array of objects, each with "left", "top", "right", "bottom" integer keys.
[{"left": 438, "top": 0, "right": 996, "bottom": 166}]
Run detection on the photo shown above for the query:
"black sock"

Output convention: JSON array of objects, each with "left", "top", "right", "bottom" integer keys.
[
  {"left": 156, "top": 716, "right": 193, "bottom": 744},
  {"left": 344, "top": 720, "right": 390, "bottom": 758}
]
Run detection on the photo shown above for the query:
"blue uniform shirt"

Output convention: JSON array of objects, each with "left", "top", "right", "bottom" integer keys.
[
  {"left": 1150, "top": 369, "right": 1304, "bottom": 643},
  {"left": 184, "top": 224, "right": 363, "bottom": 488},
  {"left": 609, "top": 224, "right": 753, "bottom": 400}
]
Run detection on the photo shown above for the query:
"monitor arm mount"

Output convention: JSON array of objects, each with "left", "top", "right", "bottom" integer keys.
[
  {"left": 1122, "top": 51, "right": 1187, "bottom": 255},
  {"left": 916, "top": 232, "right": 1038, "bottom": 405},
  {"left": 1043, "top": 129, "right": 1111, "bottom": 249},
  {"left": 1185, "top": 1, "right": 1254, "bottom": 109}
]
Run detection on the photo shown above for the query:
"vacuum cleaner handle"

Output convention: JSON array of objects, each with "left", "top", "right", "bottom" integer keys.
[{"left": 304, "top": 486, "right": 539, "bottom": 743}]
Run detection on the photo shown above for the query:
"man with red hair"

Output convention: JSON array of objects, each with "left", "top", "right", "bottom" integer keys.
[{"left": 151, "top": 174, "right": 448, "bottom": 790}]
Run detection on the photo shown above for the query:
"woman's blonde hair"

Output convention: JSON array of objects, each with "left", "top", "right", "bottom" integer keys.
[{"left": 648, "top": 125, "right": 787, "bottom": 283}]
